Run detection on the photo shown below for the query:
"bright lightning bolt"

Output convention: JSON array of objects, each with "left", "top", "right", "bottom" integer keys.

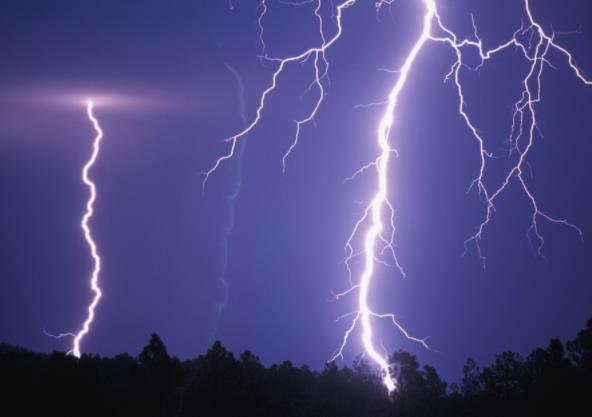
[
  {"left": 206, "top": 0, "right": 590, "bottom": 392},
  {"left": 66, "top": 99, "right": 104, "bottom": 358},
  {"left": 334, "top": 0, "right": 437, "bottom": 393}
]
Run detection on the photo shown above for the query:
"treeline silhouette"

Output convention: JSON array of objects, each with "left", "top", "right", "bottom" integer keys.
[{"left": 1, "top": 319, "right": 591, "bottom": 417}]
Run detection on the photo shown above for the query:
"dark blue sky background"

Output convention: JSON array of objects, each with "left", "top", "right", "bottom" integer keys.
[{"left": 1, "top": 0, "right": 591, "bottom": 383}]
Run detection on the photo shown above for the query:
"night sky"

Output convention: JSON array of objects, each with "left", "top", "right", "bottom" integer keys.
[{"left": 1, "top": 0, "right": 591, "bottom": 383}]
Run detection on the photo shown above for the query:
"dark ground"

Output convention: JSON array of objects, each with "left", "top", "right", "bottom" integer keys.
[{"left": 1, "top": 318, "right": 591, "bottom": 417}]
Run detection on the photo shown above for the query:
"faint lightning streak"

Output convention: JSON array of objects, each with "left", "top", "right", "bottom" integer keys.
[
  {"left": 211, "top": 64, "right": 249, "bottom": 338},
  {"left": 257, "top": 1, "right": 268, "bottom": 56},
  {"left": 43, "top": 328, "right": 76, "bottom": 339},
  {"left": 69, "top": 99, "right": 104, "bottom": 358}
]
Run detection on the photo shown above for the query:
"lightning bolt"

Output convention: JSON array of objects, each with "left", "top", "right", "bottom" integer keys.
[
  {"left": 67, "top": 99, "right": 104, "bottom": 358},
  {"left": 48, "top": 99, "right": 104, "bottom": 358},
  {"left": 206, "top": 0, "right": 590, "bottom": 392}
]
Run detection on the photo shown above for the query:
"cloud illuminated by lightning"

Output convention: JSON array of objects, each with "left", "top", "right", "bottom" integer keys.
[{"left": 205, "top": 0, "right": 590, "bottom": 392}]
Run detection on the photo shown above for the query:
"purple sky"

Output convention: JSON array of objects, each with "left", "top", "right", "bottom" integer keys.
[{"left": 1, "top": 0, "right": 591, "bottom": 383}]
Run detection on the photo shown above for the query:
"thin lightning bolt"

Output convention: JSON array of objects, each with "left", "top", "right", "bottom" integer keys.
[
  {"left": 455, "top": 1, "right": 590, "bottom": 262},
  {"left": 206, "top": 0, "right": 590, "bottom": 392},
  {"left": 43, "top": 328, "right": 76, "bottom": 339},
  {"left": 67, "top": 99, "right": 104, "bottom": 358}
]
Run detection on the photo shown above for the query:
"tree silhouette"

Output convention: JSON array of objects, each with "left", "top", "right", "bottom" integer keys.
[
  {"left": 2, "top": 319, "right": 592, "bottom": 416},
  {"left": 139, "top": 333, "right": 170, "bottom": 367},
  {"left": 461, "top": 357, "right": 482, "bottom": 396}
]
